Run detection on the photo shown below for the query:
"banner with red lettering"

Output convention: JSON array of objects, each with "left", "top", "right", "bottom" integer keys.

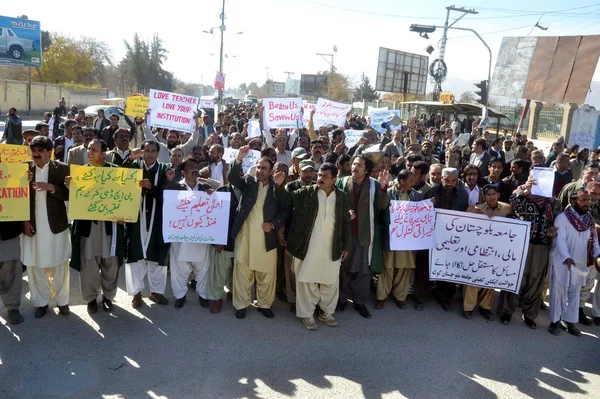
[
  {"left": 162, "top": 190, "right": 231, "bottom": 244},
  {"left": 263, "top": 98, "right": 303, "bottom": 129},
  {"left": 149, "top": 89, "right": 199, "bottom": 134},
  {"left": 0, "top": 163, "right": 30, "bottom": 221},
  {"left": 214, "top": 73, "right": 226, "bottom": 91},
  {"left": 389, "top": 199, "right": 435, "bottom": 250},
  {"left": 313, "top": 98, "right": 352, "bottom": 128}
]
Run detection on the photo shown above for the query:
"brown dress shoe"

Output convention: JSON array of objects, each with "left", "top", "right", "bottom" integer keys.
[
  {"left": 374, "top": 300, "right": 385, "bottom": 310},
  {"left": 394, "top": 299, "right": 406, "bottom": 310},
  {"left": 150, "top": 292, "right": 169, "bottom": 305},
  {"left": 209, "top": 299, "right": 223, "bottom": 314},
  {"left": 132, "top": 293, "right": 143, "bottom": 309}
]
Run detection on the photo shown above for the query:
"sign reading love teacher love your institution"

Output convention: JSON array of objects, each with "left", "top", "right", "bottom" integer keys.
[{"left": 149, "top": 89, "right": 199, "bottom": 134}]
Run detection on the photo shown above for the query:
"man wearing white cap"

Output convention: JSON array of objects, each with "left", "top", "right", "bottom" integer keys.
[{"left": 425, "top": 167, "right": 469, "bottom": 311}]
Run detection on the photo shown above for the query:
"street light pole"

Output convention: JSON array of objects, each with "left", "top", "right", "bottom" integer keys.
[{"left": 219, "top": 0, "right": 225, "bottom": 112}]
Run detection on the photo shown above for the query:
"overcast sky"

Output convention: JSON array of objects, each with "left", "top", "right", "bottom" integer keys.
[{"left": 14, "top": 0, "right": 600, "bottom": 90}]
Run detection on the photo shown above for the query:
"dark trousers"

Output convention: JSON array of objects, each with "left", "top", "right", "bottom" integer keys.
[
  {"left": 339, "top": 270, "right": 371, "bottom": 306},
  {"left": 414, "top": 250, "right": 431, "bottom": 302}
]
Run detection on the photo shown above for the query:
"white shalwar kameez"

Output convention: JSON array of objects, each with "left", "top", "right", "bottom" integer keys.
[
  {"left": 169, "top": 179, "right": 213, "bottom": 300},
  {"left": 21, "top": 162, "right": 71, "bottom": 307},
  {"left": 550, "top": 212, "right": 600, "bottom": 323},
  {"left": 292, "top": 189, "right": 341, "bottom": 318}
]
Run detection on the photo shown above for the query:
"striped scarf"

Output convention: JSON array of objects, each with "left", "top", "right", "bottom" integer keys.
[{"left": 564, "top": 205, "right": 595, "bottom": 266}]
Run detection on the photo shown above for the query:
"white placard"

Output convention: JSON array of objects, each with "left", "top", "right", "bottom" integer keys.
[
  {"left": 313, "top": 98, "right": 352, "bottom": 128},
  {"left": 248, "top": 119, "right": 261, "bottom": 138},
  {"left": 302, "top": 102, "right": 316, "bottom": 128},
  {"left": 344, "top": 129, "right": 364, "bottom": 149},
  {"left": 199, "top": 96, "right": 215, "bottom": 109},
  {"left": 531, "top": 167, "right": 555, "bottom": 198},
  {"left": 149, "top": 89, "right": 199, "bottom": 134},
  {"left": 389, "top": 199, "right": 436, "bottom": 250},
  {"left": 429, "top": 209, "right": 530, "bottom": 294},
  {"left": 369, "top": 109, "right": 401, "bottom": 134},
  {"left": 262, "top": 98, "right": 303, "bottom": 129},
  {"left": 223, "top": 148, "right": 260, "bottom": 174},
  {"left": 162, "top": 190, "right": 231, "bottom": 244}
]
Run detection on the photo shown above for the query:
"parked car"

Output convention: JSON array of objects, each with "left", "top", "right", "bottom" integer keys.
[
  {"left": 0, "top": 27, "right": 35, "bottom": 60},
  {"left": 83, "top": 105, "right": 125, "bottom": 118}
]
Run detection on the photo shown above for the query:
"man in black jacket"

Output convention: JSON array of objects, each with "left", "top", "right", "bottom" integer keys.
[
  {"left": 274, "top": 163, "right": 350, "bottom": 330},
  {"left": 228, "top": 146, "right": 288, "bottom": 319},
  {"left": 22, "top": 136, "right": 71, "bottom": 318},
  {"left": 0, "top": 221, "right": 24, "bottom": 324}
]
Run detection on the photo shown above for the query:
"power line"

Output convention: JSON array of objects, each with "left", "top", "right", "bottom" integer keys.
[{"left": 459, "top": 3, "right": 600, "bottom": 14}]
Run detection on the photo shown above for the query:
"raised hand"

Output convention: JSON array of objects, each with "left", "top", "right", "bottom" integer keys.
[
  {"left": 237, "top": 145, "right": 250, "bottom": 161},
  {"left": 273, "top": 170, "right": 287, "bottom": 187},
  {"left": 378, "top": 169, "right": 391, "bottom": 188}
]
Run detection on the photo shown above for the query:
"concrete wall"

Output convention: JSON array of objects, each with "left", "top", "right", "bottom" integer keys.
[{"left": 0, "top": 79, "right": 108, "bottom": 114}]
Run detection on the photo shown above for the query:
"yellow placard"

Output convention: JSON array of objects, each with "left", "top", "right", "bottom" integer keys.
[
  {"left": 125, "top": 96, "right": 150, "bottom": 118},
  {"left": 0, "top": 163, "right": 30, "bottom": 221},
  {"left": 68, "top": 165, "right": 143, "bottom": 222},
  {"left": 0, "top": 144, "right": 31, "bottom": 163}
]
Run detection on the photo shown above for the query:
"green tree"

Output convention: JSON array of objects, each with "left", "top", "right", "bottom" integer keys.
[
  {"left": 40, "top": 35, "right": 94, "bottom": 84},
  {"left": 353, "top": 76, "right": 379, "bottom": 102},
  {"left": 123, "top": 33, "right": 173, "bottom": 93},
  {"left": 459, "top": 91, "right": 476, "bottom": 104}
]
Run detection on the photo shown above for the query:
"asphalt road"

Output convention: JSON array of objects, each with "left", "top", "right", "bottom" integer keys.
[{"left": 1, "top": 268, "right": 599, "bottom": 399}]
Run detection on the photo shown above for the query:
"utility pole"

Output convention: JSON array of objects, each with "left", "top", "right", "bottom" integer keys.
[
  {"left": 266, "top": 67, "right": 270, "bottom": 81},
  {"left": 316, "top": 53, "right": 334, "bottom": 73},
  {"left": 431, "top": 6, "right": 478, "bottom": 99},
  {"left": 218, "top": 0, "right": 225, "bottom": 111},
  {"left": 284, "top": 71, "right": 294, "bottom": 79}
]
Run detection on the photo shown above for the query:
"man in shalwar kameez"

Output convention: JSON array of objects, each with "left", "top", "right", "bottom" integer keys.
[
  {"left": 376, "top": 170, "right": 421, "bottom": 310},
  {"left": 548, "top": 189, "right": 600, "bottom": 337},
  {"left": 165, "top": 158, "right": 213, "bottom": 309},
  {"left": 335, "top": 154, "right": 390, "bottom": 319},
  {"left": 67, "top": 139, "right": 124, "bottom": 313},
  {"left": 123, "top": 140, "right": 174, "bottom": 308},
  {"left": 228, "top": 146, "right": 288, "bottom": 319},
  {"left": 205, "top": 183, "right": 240, "bottom": 314},
  {"left": 22, "top": 136, "right": 71, "bottom": 318},
  {"left": 274, "top": 163, "right": 351, "bottom": 330}
]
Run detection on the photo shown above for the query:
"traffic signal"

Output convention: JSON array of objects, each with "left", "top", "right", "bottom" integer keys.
[{"left": 474, "top": 80, "right": 488, "bottom": 106}]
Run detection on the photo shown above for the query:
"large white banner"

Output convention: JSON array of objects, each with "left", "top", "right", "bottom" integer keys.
[
  {"left": 429, "top": 209, "right": 530, "bottom": 294},
  {"left": 162, "top": 190, "right": 231, "bottom": 244},
  {"left": 369, "top": 109, "right": 400, "bottom": 134},
  {"left": 262, "top": 98, "right": 303, "bottom": 129},
  {"left": 149, "top": 89, "right": 199, "bottom": 133},
  {"left": 313, "top": 98, "right": 352, "bottom": 128},
  {"left": 389, "top": 199, "right": 435, "bottom": 251},
  {"left": 223, "top": 148, "right": 260, "bottom": 174}
]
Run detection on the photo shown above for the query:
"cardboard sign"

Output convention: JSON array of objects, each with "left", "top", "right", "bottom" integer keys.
[
  {"left": 125, "top": 95, "right": 150, "bottom": 118},
  {"left": 313, "top": 98, "right": 352, "bottom": 128},
  {"left": 429, "top": 209, "right": 530, "bottom": 294},
  {"left": 68, "top": 165, "right": 143, "bottom": 222},
  {"left": 0, "top": 163, "right": 30, "bottom": 221},
  {"left": 389, "top": 199, "right": 435, "bottom": 250},
  {"left": 223, "top": 148, "right": 260, "bottom": 174},
  {"left": 0, "top": 144, "right": 31, "bottom": 163},
  {"left": 162, "top": 190, "right": 231, "bottom": 244},
  {"left": 149, "top": 89, "right": 199, "bottom": 134},
  {"left": 262, "top": 98, "right": 303, "bottom": 129}
]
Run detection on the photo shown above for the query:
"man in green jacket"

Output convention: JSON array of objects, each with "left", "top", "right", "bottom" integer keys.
[
  {"left": 334, "top": 154, "right": 391, "bottom": 319},
  {"left": 274, "top": 163, "right": 351, "bottom": 330}
]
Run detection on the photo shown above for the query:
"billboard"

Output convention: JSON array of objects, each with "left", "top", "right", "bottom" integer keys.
[
  {"left": 0, "top": 16, "right": 42, "bottom": 67},
  {"left": 491, "top": 35, "right": 600, "bottom": 104},
  {"left": 273, "top": 82, "right": 285, "bottom": 97},
  {"left": 300, "top": 74, "right": 328, "bottom": 97},
  {"left": 375, "top": 47, "right": 428, "bottom": 95}
]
